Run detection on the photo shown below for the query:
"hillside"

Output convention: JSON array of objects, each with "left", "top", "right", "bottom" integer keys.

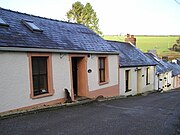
[{"left": 103, "top": 35, "right": 180, "bottom": 60}]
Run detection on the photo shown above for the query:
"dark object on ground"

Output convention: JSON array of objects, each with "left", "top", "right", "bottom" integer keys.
[{"left": 64, "top": 88, "right": 72, "bottom": 103}]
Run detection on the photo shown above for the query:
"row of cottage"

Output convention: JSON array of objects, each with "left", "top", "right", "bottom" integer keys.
[{"left": 0, "top": 8, "right": 180, "bottom": 114}]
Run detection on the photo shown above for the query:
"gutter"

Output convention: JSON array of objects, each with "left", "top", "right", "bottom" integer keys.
[
  {"left": 0, "top": 47, "right": 119, "bottom": 55},
  {"left": 120, "top": 64, "right": 156, "bottom": 68}
]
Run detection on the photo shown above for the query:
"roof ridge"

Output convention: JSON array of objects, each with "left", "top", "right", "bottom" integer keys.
[
  {"left": 0, "top": 7, "right": 83, "bottom": 26},
  {"left": 106, "top": 40, "right": 130, "bottom": 44}
]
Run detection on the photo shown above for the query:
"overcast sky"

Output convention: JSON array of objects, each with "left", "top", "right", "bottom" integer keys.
[{"left": 1, "top": 0, "right": 180, "bottom": 35}]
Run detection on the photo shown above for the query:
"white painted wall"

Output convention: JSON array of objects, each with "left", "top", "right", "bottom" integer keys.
[
  {"left": 0, "top": 52, "right": 71, "bottom": 113},
  {"left": 162, "top": 71, "right": 173, "bottom": 91},
  {"left": 120, "top": 66, "right": 155, "bottom": 96},
  {"left": 155, "top": 71, "right": 173, "bottom": 92},
  {"left": 0, "top": 52, "right": 119, "bottom": 113},
  {"left": 160, "top": 74, "right": 164, "bottom": 91},
  {"left": 87, "top": 55, "right": 119, "bottom": 91},
  {"left": 155, "top": 75, "right": 159, "bottom": 91},
  {"left": 173, "top": 75, "right": 180, "bottom": 88},
  {"left": 141, "top": 66, "right": 155, "bottom": 93},
  {"left": 119, "top": 67, "right": 137, "bottom": 96}
]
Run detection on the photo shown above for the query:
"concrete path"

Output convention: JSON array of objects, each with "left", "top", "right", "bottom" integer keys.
[{"left": 0, "top": 89, "right": 180, "bottom": 135}]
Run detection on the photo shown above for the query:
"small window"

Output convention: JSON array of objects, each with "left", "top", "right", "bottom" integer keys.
[
  {"left": 22, "top": 19, "right": 43, "bottom": 32},
  {"left": 29, "top": 53, "right": 53, "bottom": 98},
  {"left": 98, "top": 56, "right": 109, "bottom": 84},
  {"left": 0, "top": 17, "right": 9, "bottom": 27},
  {"left": 146, "top": 68, "right": 150, "bottom": 85}
]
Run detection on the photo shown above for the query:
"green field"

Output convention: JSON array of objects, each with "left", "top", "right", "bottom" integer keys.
[{"left": 103, "top": 35, "right": 180, "bottom": 59}]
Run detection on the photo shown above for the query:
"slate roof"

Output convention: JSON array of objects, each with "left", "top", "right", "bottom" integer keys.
[
  {"left": 167, "top": 62, "right": 180, "bottom": 77},
  {"left": 107, "top": 40, "right": 156, "bottom": 67},
  {"left": 0, "top": 8, "right": 117, "bottom": 53},
  {"left": 145, "top": 53, "right": 172, "bottom": 74}
]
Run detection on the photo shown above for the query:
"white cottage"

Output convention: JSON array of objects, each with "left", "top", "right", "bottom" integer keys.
[
  {"left": 107, "top": 41, "right": 156, "bottom": 96},
  {"left": 145, "top": 53, "right": 173, "bottom": 91},
  {"left": 168, "top": 62, "right": 180, "bottom": 89},
  {"left": 0, "top": 8, "right": 119, "bottom": 114}
]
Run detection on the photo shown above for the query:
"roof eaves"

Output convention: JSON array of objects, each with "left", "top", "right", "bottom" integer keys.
[
  {"left": 0, "top": 46, "right": 119, "bottom": 55},
  {"left": 120, "top": 64, "right": 156, "bottom": 68}
]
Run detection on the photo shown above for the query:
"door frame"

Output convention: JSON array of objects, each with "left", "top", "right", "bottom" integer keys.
[{"left": 69, "top": 54, "right": 88, "bottom": 101}]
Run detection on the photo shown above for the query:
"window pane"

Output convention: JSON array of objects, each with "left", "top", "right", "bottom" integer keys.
[
  {"left": 26, "top": 21, "right": 41, "bottom": 31},
  {"left": 125, "top": 70, "right": 129, "bottom": 91},
  {"left": 99, "top": 58, "right": 105, "bottom": 69},
  {"left": 146, "top": 68, "right": 150, "bottom": 85},
  {"left": 99, "top": 57, "right": 106, "bottom": 83},
  {"left": 101, "top": 70, "right": 105, "bottom": 82},
  {"left": 32, "top": 58, "right": 39, "bottom": 75},
  {"left": 39, "top": 75, "right": 48, "bottom": 91},
  {"left": 39, "top": 58, "right": 47, "bottom": 74},
  {"left": 100, "top": 70, "right": 105, "bottom": 82},
  {"left": 33, "top": 75, "right": 39, "bottom": 91},
  {"left": 0, "top": 18, "right": 9, "bottom": 26}
]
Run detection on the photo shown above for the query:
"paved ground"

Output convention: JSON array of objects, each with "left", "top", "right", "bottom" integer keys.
[{"left": 0, "top": 89, "right": 180, "bottom": 135}]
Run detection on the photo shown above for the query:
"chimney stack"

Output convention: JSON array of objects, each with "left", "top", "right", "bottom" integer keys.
[{"left": 125, "top": 34, "right": 136, "bottom": 46}]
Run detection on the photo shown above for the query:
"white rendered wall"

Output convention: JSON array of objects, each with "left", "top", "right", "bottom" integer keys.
[
  {"left": 0, "top": 52, "right": 71, "bottom": 113},
  {"left": 162, "top": 71, "right": 172, "bottom": 91},
  {"left": 159, "top": 74, "right": 164, "bottom": 90},
  {"left": 141, "top": 66, "right": 155, "bottom": 93},
  {"left": 119, "top": 67, "right": 137, "bottom": 96},
  {"left": 87, "top": 55, "right": 119, "bottom": 91},
  {"left": 120, "top": 66, "right": 155, "bottom": 96},
  {"left": 155, "top": 75, "right": 159, "bottom": 91},
  {"left": 174, "top": 75, "right": 180, "bottom": 88}
]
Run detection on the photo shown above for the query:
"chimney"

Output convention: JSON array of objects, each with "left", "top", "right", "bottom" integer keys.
[{"left": 125, "top": 34, "right": 136, "bottom": 46}]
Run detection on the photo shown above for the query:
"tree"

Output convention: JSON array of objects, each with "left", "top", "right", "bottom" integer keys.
[{"left": 66, "top": 1, "right": 102, "bottom": 35}]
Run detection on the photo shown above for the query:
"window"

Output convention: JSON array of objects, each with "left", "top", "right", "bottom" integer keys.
[
  {"left": 32, "top": 57, "right": 48, "bottom": 96},
  {"left": 98, "top": 56, "right": 109, "bottom": 84},
  {"left": 125, "top": 70, "right": 131, "bottom": 92},
  {"left": 22, "top": 19, "right": 43, "bottom": 32},
  {"left": 0, "top": 17, "right": 9, "bottom": 27},
  {"left": 29, "top": 53, "right": 53, "bottom": 98},
  {"left": 146, "top": 68, "right": 150, "bottom": 85}
]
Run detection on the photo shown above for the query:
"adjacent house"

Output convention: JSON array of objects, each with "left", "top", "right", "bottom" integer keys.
[
  {"left": 145, "top": 53, "right": 173, "bottom": 91},
  {"left": 0, "top": 8, "right": 120, "bottom": 114},
  {"left": 168, "top": 62, "right": 180, "bottom": 89},
  {"left": 107, "top": 41, "right": 156, "bottom": 96}
]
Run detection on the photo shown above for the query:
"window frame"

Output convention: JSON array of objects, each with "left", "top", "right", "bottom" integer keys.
[
  {"left": 22, "top": 19, "right": 43, "bottom": 32},
  {"left": 0, "top": 17, "right": 9, "bottom": 27},
  {"left": 28, "top": 53, "right": 54, "bottom": 99},
  {"left": 98, "top": 56, "right": 109, "bottom": 85}
]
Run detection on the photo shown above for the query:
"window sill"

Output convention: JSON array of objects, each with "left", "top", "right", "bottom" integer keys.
[
  {"left": 31, "top": 92, "right": 54, "bottom": 99},
  {"left": 99, "top": 81, "right": 109, "bottom": 86}
]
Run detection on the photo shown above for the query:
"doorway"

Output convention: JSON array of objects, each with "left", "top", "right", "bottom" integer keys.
[
  {"left": 137, "top": 69, "right": 142, "bottom": 94},
  {"left": 71, "top": 56, "right": 87, "bottom": 98}
]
